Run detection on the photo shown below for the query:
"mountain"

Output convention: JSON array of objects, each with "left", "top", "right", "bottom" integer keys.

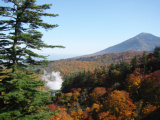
[
  {"left": 84, "top": 33, "right": 160, "bottom": 57},
  {"left": 44, "top": 33, "right": 159, "bottom": 78}
]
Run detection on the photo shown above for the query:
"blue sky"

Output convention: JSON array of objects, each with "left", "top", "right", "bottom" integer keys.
[{"left": 1, "top": 0, "right": 160, "bottom": 60}]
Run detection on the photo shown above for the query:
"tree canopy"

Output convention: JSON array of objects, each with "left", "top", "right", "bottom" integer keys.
[
  {"left": 0, "top": 0, "right": 64, "bottom": 69},
  {"left": 0, "top": 0, "right": 63, "bottom": 119}
]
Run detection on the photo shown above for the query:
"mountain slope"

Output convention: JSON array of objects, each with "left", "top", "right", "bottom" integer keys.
[
  {"left": 45, "top": 51, "right": 145, "bottom": 78},
  {"left": 87, "top": 33, "right": 160, "bottom": 57}
]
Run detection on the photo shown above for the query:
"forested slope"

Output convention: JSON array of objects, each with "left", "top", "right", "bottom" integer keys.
[
  {"left": 44, "top": 51, "right": 146, "bottom": 78},
  {"left": 49, "top": 47, "right": 160, "bottom": 120}
]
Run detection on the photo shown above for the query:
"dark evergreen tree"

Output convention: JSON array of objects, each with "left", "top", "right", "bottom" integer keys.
[
  {"left": 153, "top": 46, "right": 160, "bottom": 58},
  {"left": 0, "top": 0, "right": 64, "bottom": 119},
  {"left": 108, "top": 63, "right": 116, "bottom": 77},
  {"left": 118, "top": 61, "right": 131, "bottom": 74},
  {"left": 131, "top": 55, "right": 139, "bottom": 71},
  {"left": 141, "top": 52, "right": 147, "bottom": 73},
  {"left": 152, "top": 46, "right": 160, "bottom": 70}
]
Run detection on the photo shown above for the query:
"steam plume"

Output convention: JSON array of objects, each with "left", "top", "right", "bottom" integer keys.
[{"left": 42, "top": 70, "right": 63, "bottom": 90}]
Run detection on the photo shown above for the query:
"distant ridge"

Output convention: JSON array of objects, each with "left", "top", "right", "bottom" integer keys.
[
  {"left": 82, "top": 33, "right": 160, "bottom": 57},
  {"left": 47, "top": 51, "right": 146, "bottom": 78}
]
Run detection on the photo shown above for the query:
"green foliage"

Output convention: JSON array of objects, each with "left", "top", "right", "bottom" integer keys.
[
  {"left": 108, "top": 63, "right": 116, "bottom": 77},
  {"left": 131, "top": 55, "right": 139, "bottom": 70},
  {"left": 141, "top": 51, "right": 147, "bottom": 73},
  {"left": 0, "top": 0, "right": 63, "bottom": 119},
  {"left": 0, "top": 68, "right": 52, "bottom": 120},
  {"left": 153, "top": 46, "right": 160, "bottom": 58},
  {"left": 0, "top": 0, "right": 64, "bottom": 68},
  {"left": 153, "top": 46, "right": 160, "bottom": 70}
]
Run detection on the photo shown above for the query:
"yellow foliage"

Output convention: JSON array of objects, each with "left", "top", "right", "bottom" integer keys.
[
  {"left": 66, "top": 92, "right": 73, "bottom": 97},
  {"left": 77, "top": 88, "right": 81, "bottom": 92},
  {"left": 92, "top": 103, "right": 101, "bottom": 112},
  {"left": 111, "top": 69, "right": 120, "bottom": 76},
  {"left": 71, "top": 109, "right": 83, "bottom": 120},
  {"left": 1, "top": 92, "right": 5, "bottom": 95},
  {"left": 67, "top": 103, "right": 71, "bottom": 107},
  {"left": 73, "top": 91, "right": 80, "bottom": 101},
  {"left": 126, "top": 68, "right": 143, "bottom": 95}
]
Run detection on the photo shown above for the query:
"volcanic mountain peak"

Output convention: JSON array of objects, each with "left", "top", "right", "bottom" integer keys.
[{"left": 85, "top": 33, "right": 160, "bottom": 57}]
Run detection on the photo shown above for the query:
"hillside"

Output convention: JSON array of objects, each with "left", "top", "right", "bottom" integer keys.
[
  {"left": 83, "top": 33, "right": 160, "bottom": 57},
  {"left": 50, "top": 47, "right": 160, "bottom": 120},
  {"left": 44, "top": 51, "right": 146, "bottom": 78}
]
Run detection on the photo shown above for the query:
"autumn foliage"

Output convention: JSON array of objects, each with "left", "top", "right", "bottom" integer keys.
[
  {"left": 90, "top": 87, "right": 107, "bottom": 103},
  {"left": 103, "top": 90, "right": 136, "bottom": 119},
  {"left": 45, "top": 48, "right": 160, "bottom": 119}
]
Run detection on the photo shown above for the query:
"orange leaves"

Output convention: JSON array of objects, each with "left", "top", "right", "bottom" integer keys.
[
  {"left": 90, "top": 87, "right": 107, "bottom": 102},
  {"left": 71, "top": 110, "right": 83, "bottom": 120},
  {"left": 49, "top": 103, "right": 57, "bottom": 112},
  {"left": 49, "top": 104, "right": 73, "bottom": 120},
  {"left": 51, "top": 108, "right": 73, "bottom": 120},
  {"left": 103, "top": 90, "right": 135, "bottom": 119},
  {"left": 46, "top": 59, "right": 106, "bottom": 78},
  {"left": 98, "top": 111, "right": 109, "bottom": 119},
  {"left": 70, "top": 107, "right": 94, "bottom": 120},
  {"left": 49, "top": 49, "right": 160, "bottom": 119},
  {"left": 142, "top": 104, "right": 157, "bottom": 118},
  {"left": 98, "top": 111, "right": 116, "bottom": 120},
  {"left": 126, "top": 68, "right": 143, "bottom": 96},
  {"left": 65, "top": 92, "right": 73, "bottom": 97}
]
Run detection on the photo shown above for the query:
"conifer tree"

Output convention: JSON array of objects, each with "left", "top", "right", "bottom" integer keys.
[
  {"left": 153, "top": 46, "right": 160, "bottom": 70},
  {"left": 153, "top": 46, "right": 160, "bottom": 58},
  {"left": 108, "top": 63, "right": 116, "bottom": 77},
  {"left": 0, "top": 0, "right": 64, "bottom": 119},
  {"left": 141, "top": 52, "right": 147, "bottom": 73},
  {"left": 131, "top": 55, "right": 139, "bottom": 71}
]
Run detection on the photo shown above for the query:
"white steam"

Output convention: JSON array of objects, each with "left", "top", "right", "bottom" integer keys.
[{"left": 42, "top": 70, "right": 63, "bottom": 90}]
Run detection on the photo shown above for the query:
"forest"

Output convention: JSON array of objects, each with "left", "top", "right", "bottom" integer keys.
[
  {"left": 49, "top": 47, "right": 160, "bottom": 120},
  {"left": 44, "top": 51, "right": 146, "bottom": 78},
  {"left": 0, "top": 0, "right": 160, "bottom": 120}
]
